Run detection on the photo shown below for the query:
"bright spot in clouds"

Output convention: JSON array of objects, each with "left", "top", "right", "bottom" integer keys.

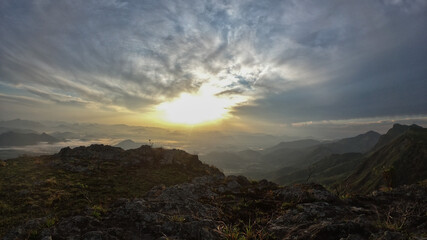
[{"left": 157, "top": 87, "right": 247, "bottom": 125}]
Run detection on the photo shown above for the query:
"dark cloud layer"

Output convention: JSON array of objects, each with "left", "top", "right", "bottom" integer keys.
[{"left": 0, "top": 0, "right": 426, "bottom": 129}]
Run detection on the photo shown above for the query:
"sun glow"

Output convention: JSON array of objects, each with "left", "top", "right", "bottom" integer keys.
[{"left": 156, "top": 90, "right": 243, "bottom": 125}]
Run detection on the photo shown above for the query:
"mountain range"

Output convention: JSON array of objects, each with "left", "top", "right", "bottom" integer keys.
[
  {"left": 343, "top": 124, "right": 427, "bottom": 194},
  {"left": 0, "top": 125, "right": 426, "bottom": 239},
  {"left": 270, "top": 124, "right": 426, "bottom": 194},
  {"left": 201, "top": 130, "right": 381, "bottom": 177},
  {"left": 200, "top": 124, "right": 427, "bottom": 197},
  {"left": 0, "top": 131, "right": 61, "bottom": 147}
]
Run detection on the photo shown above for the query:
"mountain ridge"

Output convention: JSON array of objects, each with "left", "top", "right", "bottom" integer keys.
[
  {"left": 344, "top": 125, "right": 427, "bottom": 194},
  {"left": 0, "top": 131, "right": 60, "bottom": 147}
]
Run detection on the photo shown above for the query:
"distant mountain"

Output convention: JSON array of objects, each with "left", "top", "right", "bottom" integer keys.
[
  {"left": 201, "top": 151, "right": 259, "bottom": 174},
  {"left": 274, "top": 153, "right": 363, "bottom": 185},
  {"left": 0, "top": 132, "right": 60, "bottom": 147},
  {"left": 50, "top": 131, "right": 81, "bottom": 140},
  {"left": 204, "top": 131, "right": 381, "bottom": 178},
  {"left": 0, "top": 149, "right": 40, "bottom": 160},
  {"left": 0, "top": 119, "right": 44, "bottom": 130},
  {"left": 263, "top": 130, "right": 381, "bottom": 170},
  {"left": 114, "top": 139, "right": 142, "bottom": 150},
  {"left": 321, "top": 130, "right": 381, "bottom": 154},
  {"left": 344, "top": 124, "right": 427, "bottom": 194},
  {"left": 262, "top": 139, "right": 321, "bottom": 153},
  {"left": 0, "top": 127, "right": 37, "bottom": 134},
  {"left": 273, "top": 125, "right": 426, "bottom": 191}
]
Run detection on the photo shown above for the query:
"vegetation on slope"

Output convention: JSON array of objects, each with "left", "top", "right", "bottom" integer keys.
[
  {"left": 344, "top": 126, "right": 427, "bottom": 194},
  {"left": 275, "top": 152, "right": 363, "bottom": 186},
  {"left": 0, "top": 145, "right": 219, "bottom": 237}
]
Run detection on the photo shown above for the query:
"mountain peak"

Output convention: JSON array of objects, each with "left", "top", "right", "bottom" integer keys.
[
  {"left": 345, "top": 124, "right": 426, "bottom": 194},
  {"left": 365, "top": 130, "right": 380, "bottom": 135},
  {"left": 374, "top": 123, "right": 423, "bottom": 150},
  {"left": 114, "top": 139, "right": 142, "bottom": 150}
]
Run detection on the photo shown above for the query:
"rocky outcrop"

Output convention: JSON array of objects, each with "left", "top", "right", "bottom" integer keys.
[
  {"left": 54, "top": 144, "right": 218, "bottom": 174},
  {"left": 5, "top": 175, "right": 426, "bottom": 240}
]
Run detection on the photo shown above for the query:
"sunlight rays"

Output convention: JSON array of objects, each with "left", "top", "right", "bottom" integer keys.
[{"left": 156, "top": 87, "right": 247, "bottom": 125}]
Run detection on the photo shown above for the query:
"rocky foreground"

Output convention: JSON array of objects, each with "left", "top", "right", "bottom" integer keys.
[{"left": 4, "top": 174, "right": 426, "bottom": 240}]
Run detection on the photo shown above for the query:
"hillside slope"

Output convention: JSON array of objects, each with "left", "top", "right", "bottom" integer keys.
[
  {"left": 345, "top": 125, "right": 427, "bottom": 194},
  {"left": 373, "top": 124, "right": 422, "bottom": 150},
  {"left": 275, "top": 152, "right": 363, "bottom": 185},
  {"left": 262, "top": 131, "right": 380, "bottom": 181},
  {"left": 262, "top": 139, "right": 321, "bottom": 153}
]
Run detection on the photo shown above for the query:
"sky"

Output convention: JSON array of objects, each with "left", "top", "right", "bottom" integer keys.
[{"left": 1, "top": 0, "right": 426, "bottom": 136}]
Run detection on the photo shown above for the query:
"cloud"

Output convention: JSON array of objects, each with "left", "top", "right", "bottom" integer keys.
[{"left": 0, "top": 0, "right": 426, "bottom": 128}]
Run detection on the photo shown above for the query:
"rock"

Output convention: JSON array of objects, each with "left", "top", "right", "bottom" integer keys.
[
  {"left": 275, "top": 183, "right": 339, "bottom": 203},
  {"left": 18, "top": 189, "right": 30, "bottom": 196},
  {"left": 236, "top": 175, "right": 251, "bottom": 186},
  {"left": 378, "top": 231, "right": 405, "bottom": 240},
  {"left": 226, "top": 180, "right": 241, "bottom": 191},
  {"left": 257, "top": 179, "right": 277, "bottom": 190},
  {"left": 5, "top": 177, "right": 427, "bottom": 240},
  {"left": 82, "top": 231, "right": 108, "bottom": 240},
  {"left": 339, "top": 234, "right": 366, "bottom": 240}
]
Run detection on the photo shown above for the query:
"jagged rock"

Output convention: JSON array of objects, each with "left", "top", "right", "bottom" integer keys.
[
  {"left": 257, "top": 179, "right": 277, "bottom": 190},
  {"left": 58, "top": 145, "right": 124, "bottom": 161},
  {"left": 52, "top": 145, "right": 222, "bottom": 176},
  {"left": 377, "top": 231, "right": 405, "bottom": 240},
  {"left": 82, "top": 231, "right": 109, "bottom": 240},
  {"left": 4, "top": 176, "right": 427, "bottom": 240},
  {"left": 236, "top": 175, "right": 251, "bottom": 186},
  {"left": 2, "top": 217, "right": 47, "bottom": 240},
  {"left": 225, "top": 178, "right": 241, "bottom": 192},
  {"left": 275, "top": 183, "right": 339, "bottom": 203}
]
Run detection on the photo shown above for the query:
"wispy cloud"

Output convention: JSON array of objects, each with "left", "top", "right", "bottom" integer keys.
[{"left": 1, "top": 0, "right": 426, "bottom": 128}]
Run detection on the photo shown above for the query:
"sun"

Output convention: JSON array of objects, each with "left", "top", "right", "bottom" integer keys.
[{"left": 156, "top": 92, "right": 234, "bottom": 125}]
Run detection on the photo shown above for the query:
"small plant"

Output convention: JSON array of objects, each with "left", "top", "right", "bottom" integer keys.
[
  {"left": 45, "top": 177, "right": 57, "bottom": 185},
  {"left": 76, "top": 182, "right": 92, "bottom": 203},
  {"left": 27, "top": 229, "right": 39, "bottom": 240},
  {"left": 296, "top": 204, "right": 304, "bottom": 211},
  {"left": 374, "top": 202, "right": 421, "bottom": 231},
  {"left": 45, "top": 217, "right": 57, "bottom": 227},
  {"left": 91, "top": 205, "right": 106, "bottom": 219},
  {"left": 169, "top": 215, "right": 186, "bottom": 222},
  {"left": 382, "top": 166, "right": 395, "bottom": 188},
  {"left": 242, "top": 220, "right": 256, "bottom": 239},
  {"left": 218, "top": 224, "right": 241, "bottom": 240},
  {"left": 280, "top": 202, "right": 295, "bottom": 210},
  {"left": 76, "top": 182, "right": 88, "bottom": 189},
  {"left": 224, "top": 194, "right": 236, "bottom": 200},
  {"left": 218, "top": 219, "right": 276, "bottom": 240}
]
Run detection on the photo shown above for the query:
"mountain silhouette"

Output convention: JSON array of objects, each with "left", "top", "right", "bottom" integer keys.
[
  {"left": 344, "top": 124, "right": 426, "bottom": 194},
  {"left": 0, "top": 131, "right": 60, "bottom": 147}
]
